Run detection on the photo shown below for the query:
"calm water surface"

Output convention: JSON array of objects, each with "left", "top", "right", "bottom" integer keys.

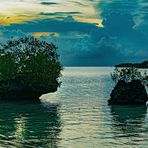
[{"left": 0, "top": 67, "right": 148, "bottom": 148}]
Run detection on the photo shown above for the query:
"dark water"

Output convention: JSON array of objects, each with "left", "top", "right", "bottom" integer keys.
[
  {"left": 0, "top": 67, "right": 148, "bottom": 148},
  {"left": 0, "top": 100, "right": 61, "bottom": 147}
]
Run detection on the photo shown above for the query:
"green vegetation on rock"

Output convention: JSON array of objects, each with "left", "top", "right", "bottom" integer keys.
[
  {"left": 0, "top": 37, "right": 63, "bottom": 99},
  {"left": 111, "top": 67, "right": 148, "bottom": 86},
  {"left": 108, "top": 67, "right": 148, "bottom": 105}
]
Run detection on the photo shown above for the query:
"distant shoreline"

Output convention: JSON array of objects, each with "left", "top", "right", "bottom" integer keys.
[
  {"left": 63, "top": 66, "right": 114, "bottom": 68},
  {"left": 115, "top": 60, "right": 148, "bottom": 68}
]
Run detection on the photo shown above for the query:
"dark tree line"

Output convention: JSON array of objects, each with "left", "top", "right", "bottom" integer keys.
[{"left": 115, "top": 60, "right": 148, "bottom": 68}]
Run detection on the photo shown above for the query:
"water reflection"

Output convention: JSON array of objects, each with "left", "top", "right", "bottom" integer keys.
[
  {"left": 0, "top": 100, "right": 61, "bottom": 147},
  {"left": 110, "top": 105, "right": 147, "bottom": 137}
]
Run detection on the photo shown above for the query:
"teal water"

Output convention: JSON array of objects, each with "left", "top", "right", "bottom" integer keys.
[{"left": 0, "top": 67, "right": 148, "bottom": 147}]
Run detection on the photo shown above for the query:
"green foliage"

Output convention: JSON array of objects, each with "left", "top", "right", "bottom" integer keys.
[
  {"left": 115, "top": 60, "right": 148, "bottom": 68},
  {"left": 111, "top": 67, "right": 148, "bottom": 86},
  {"left": 0, "top": 51, "right": 17, "bottom": 81},
  {"left": 0, "top": 37, "right": 63, "bottom": 88}
]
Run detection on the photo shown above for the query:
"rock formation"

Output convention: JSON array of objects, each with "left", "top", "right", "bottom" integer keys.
[
  {"left": 108, "top": 80, "right": 148, "bottom": 105},
  {"left": 0, "top": 78, "right": 59, "bottom": 100}
]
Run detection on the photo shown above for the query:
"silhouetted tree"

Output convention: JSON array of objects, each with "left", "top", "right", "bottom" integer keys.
[
  {"left": 111, "top": 67, "right": 148, "bottom": 86},
  {"left": 0, "top": 37, "right": 63, "bottom": 91}
]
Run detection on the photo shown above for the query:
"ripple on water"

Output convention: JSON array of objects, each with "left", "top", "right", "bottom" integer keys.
[{"left": 0, "top": 67, "right": 148, "bottom": 148}]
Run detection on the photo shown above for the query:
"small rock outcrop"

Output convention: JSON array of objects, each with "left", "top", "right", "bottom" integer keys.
[
  {"left": 0, "top": 78, "right": 59, "bottom": 100},
  {"left": 108, "top": 80, "right": 148, "bottom": 105}
]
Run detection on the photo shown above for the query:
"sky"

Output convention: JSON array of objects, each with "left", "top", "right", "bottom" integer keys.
[{"left": 0, "top": 0, "right": 148, "bottom": 66}]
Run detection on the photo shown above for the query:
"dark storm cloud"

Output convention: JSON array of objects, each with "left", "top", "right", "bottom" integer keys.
[
  {"left": 40, "top": 2, "right": 58, "bottom": 5},
  {"left": 3, "top": 17, "right": 98, "bottom": 34},
  {"left": 57, "top": 0, "right": 148, "bottom": 66},
  {"left": 98, "top": 0, "right": 139, "bottom": 16},
  {"left": 96, "top": 0, "right": 148, "bottom": 63},
  {"left": 55, "top": 32, "right": 126, "bottom": 66},
  {"left": 135, "top": 0, "right": 148, "bottom": 37},
  {"left": 39, "top": 12, "right": 81, "bottom": 16},
  {"left": 1, "top": 0, "right": 148, "bottom": 66}
]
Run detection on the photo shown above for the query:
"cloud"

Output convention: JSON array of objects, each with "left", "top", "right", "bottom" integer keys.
[
  {"left": 63, "top": 16, "right": 75, "bottom": 22},
  {"left": 39, "top": 11, "right": 81, "bottom": 16},
  {"left": 96, "top": 0, "right": 148, "bottom": 63},
  {"left": 40, "top": 2, "right": 58, "bottom": 5},
  {"left": 40, "top": 0, "right": 148, "bottom": 66},
  {"left": 3, "top": 17, "right": 98, "bottom": 34},
  {"left": 37, "top": 30, "right": 126, "bottom": 66},
  {"left": 70, "top": 1, "right": 88, "bottom": 7},
  {"left": 0, "top": 28, "right": 28, "bottom": 43},
  {"left": 0, "top": 0, "right": 148, "bottom": 66},
  {"left": 2, "top": 8, "right": 148, "bottom": 66},
  {"left": 0, "top": 26, "right": 131, "bottom": 66}
]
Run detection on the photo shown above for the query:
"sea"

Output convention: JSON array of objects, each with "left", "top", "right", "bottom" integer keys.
[{"left": 0, "top": 67, "right": 148, "bottom": 148}]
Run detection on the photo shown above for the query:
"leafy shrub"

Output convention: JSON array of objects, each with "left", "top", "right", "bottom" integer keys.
[
  {"left": 0, "top": 37, "right": 63, "bottom": 89},
  {"left": 111, "top": 67, "right": 148, "bottom": 86}
]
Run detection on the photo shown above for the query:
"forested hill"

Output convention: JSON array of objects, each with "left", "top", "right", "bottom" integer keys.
[{"left": 115, "top": 60, "right": 148, "bottom": 68}]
